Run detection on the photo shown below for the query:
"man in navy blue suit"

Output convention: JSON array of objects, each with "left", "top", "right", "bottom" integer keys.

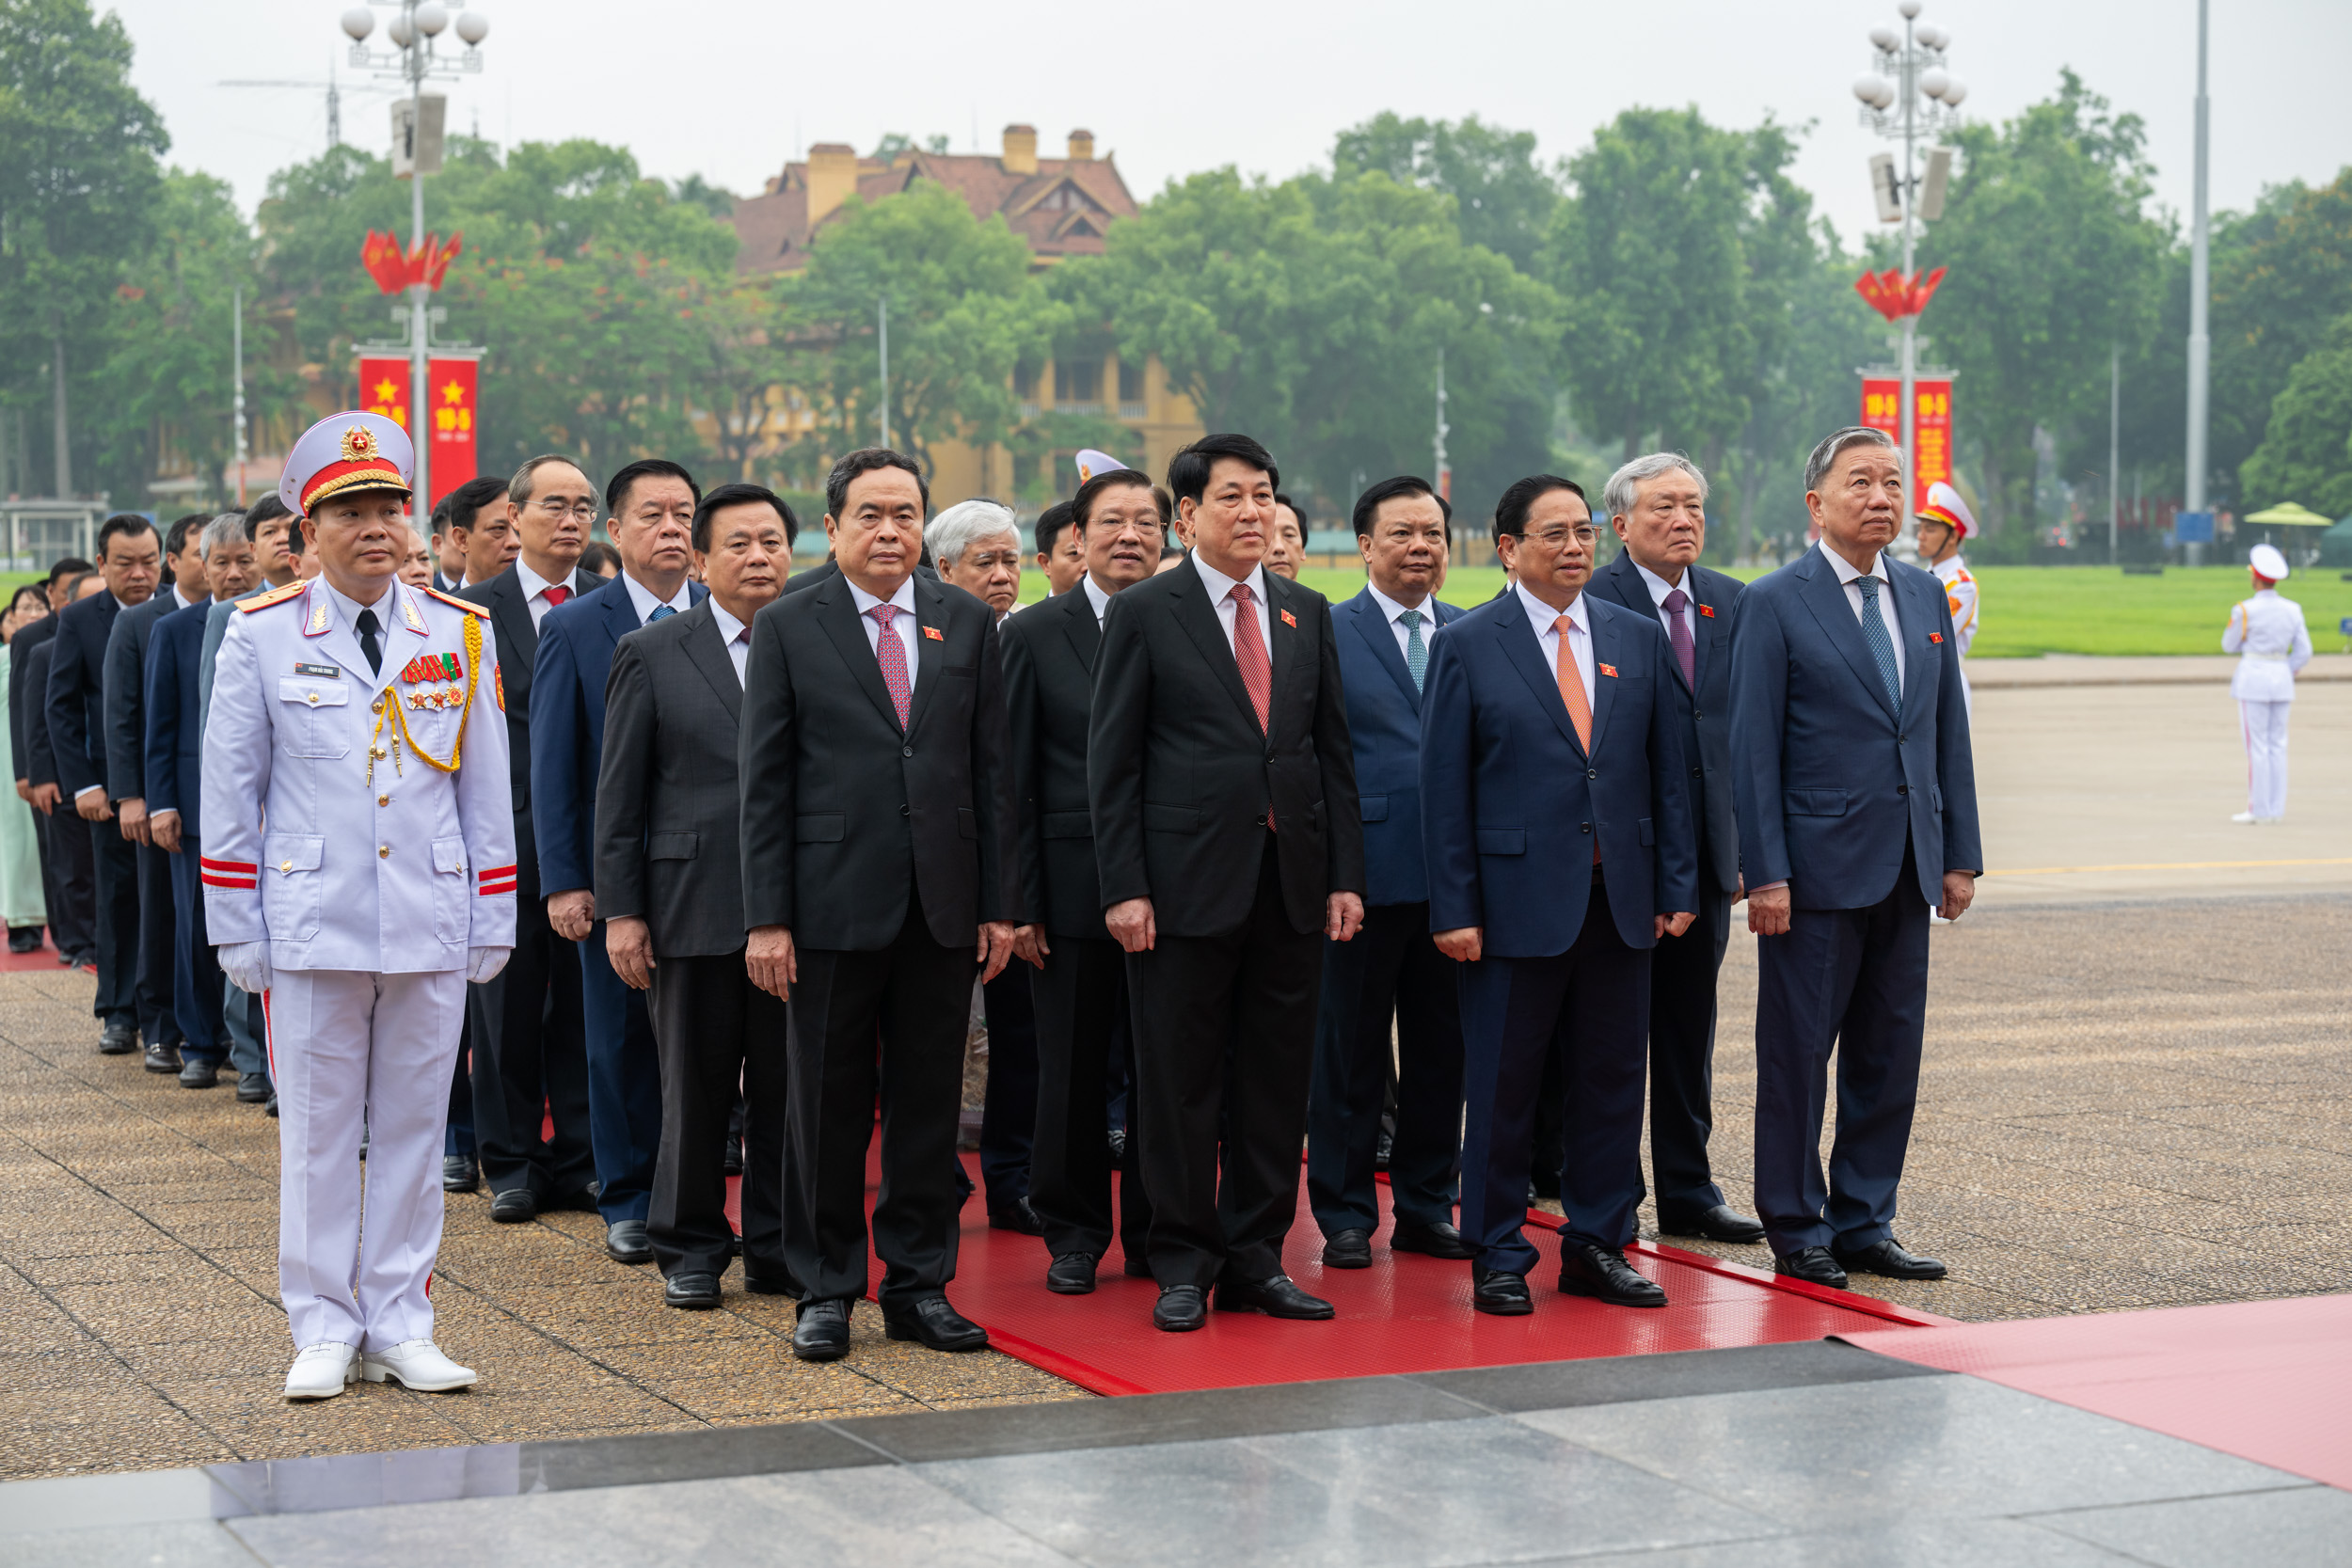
[
  {"left": 1307, "top": 475, "right": 1474, "bottom": 1270},
  {"left": 1729, "top": 425, "right": 1981, "bottom": 1291},
  {"left": 533, "top": 458, "right": 706, "bottom": 1268},
  {"left": 1422, "top": 475, "right": 1696, "bottom": 1317}
]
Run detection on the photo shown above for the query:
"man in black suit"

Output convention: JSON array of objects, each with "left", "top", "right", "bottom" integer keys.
[
  {"left": 460, "top": 456, "right": 599, "bottom": 1221},
  {"left": 1584, "top": 454, "right": 1767, "bottom": 1246},
  {"left": 741, "top": 448, "right": 1018, "bottom": 1363},
  {"left": 1089, "top": 433, "right": 1367, "bottom": 1333},
  {"left": 104, "top": 513, "right": 211, "bottom": 1076},
  {"left": 12, "top": 559, "right": 95, "bottom": 964},
  {"left": 49, "top": 516, "right": 161, "bottom": 1054},
  {"left": 1002, "top": 468, "right": 1162, "bottom": 1293},
  {"left": 599, "top": 483, "right": 799, "bottom": 1309}
]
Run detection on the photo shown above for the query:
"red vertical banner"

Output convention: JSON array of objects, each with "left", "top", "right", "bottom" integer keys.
[
  {"left": 358, "top": 356, "right": 410, "bottom": 436},
  {"left": 425, "top": 354, "right": 479, "bottom": 507},
  {"left": 1859, "top": 377, "right": 1954, "bottom": 495}
]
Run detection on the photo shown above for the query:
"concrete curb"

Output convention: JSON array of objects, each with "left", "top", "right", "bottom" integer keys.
[{"left": 1970, "top": 654, "right": 2352, "bottom": 689}]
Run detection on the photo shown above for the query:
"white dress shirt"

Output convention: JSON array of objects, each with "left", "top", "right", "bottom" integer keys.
[
  {"left": 1081, "top": 572, "right": 1114, "bottom": 626},
  {"left": 619, "top": 570, "right": 691, "bottom": 627},
  {"left": 1190, "top": 551, "right": 1274, "bottom": 659},
  {"left": 1365, "top": 582, "right": 1438, "bottom": 663},
  {"left": 1516, "top": 580, "right": 1595, "bottom": 713},
  {"left": 845, "top": 573, "right": 919, "bottom": 671},
  {"left": 513, "top": 558, "right": 575, "bottom": 632},
  {"left": 707, "top": 599, "right": 752, "bottom": 688},
  {"left": 1820, "top": 542, "right": 1904, "bottom": 691},
  {"left": 173, "top": 582, "right": 202, "bottom": 612},
  {"left": 1630, "top": 560, "right": 1696, "bottom": 653}
]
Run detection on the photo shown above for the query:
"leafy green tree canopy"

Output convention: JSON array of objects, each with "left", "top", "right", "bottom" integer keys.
[{"left": 2238, "top": 312, "right": 2352, "bottom": 519}]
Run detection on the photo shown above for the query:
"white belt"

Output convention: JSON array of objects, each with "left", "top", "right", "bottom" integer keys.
[{"left": 2240, "top": 652, "right": 2291, "bottom": 662}]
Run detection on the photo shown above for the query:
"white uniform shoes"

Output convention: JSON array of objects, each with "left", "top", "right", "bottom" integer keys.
[
  {"left": 283, "top": 1342, "right": 358, "bottom": 1401},
  {"left": 2231, "top": 812, "right": 2281, "bottom": 825},
  {"left": 360, "top": 1339, "right": 477, "bottom": 1391}
]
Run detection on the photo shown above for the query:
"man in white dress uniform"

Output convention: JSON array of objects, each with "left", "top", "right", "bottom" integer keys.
[
  {"left": 202, "top": 411, "right": 516, "bottom": 1401},
  {"left": 2224, "top": 541, "right": 2313, "bottom": 825}
]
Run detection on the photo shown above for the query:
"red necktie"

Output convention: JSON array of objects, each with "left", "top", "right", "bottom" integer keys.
[
  {"left": 543, "top": 584, "right": 571, "bottom": 608},
  {"left": 1230, "top": 584, "right": 1271, "bottom": 732},
  {"left": 868, "top": 605, "right": 912, "bottom": 729}
]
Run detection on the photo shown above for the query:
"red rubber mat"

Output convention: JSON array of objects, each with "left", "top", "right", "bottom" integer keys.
[
  {"left": 778, "top": 1154, "right": 1949, "bottom": 1396},
  {"left": 1843, "top": 1293, "right": 2352, "bottom": 1490},
  {"left": 0, "top": 932, "right": 87, "bottom": 974}
]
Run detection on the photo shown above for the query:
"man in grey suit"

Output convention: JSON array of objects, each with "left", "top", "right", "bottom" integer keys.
[
  {"left": 1584, "top": 453, "right": 1765, "bottom": 1246},
  {"left": 597, "top": 483, "right": 799, "bottom": 1310}
]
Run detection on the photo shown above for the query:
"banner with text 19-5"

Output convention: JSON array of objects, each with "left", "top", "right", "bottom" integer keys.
[
  {"left": 1860, "top": 376, "right": 1953, "bottom": 494},
  {"left": 357, "top": 353, "right": 482, "bottom": 510}
]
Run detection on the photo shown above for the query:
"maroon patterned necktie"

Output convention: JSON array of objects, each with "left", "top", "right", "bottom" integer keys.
[
  {"left": 1230, "top": 584, "right": 1271, "bottom": 732},
  {"left": 868, "top": 604, "right": 912, "bottom": 728},
  {"left": 1662, "top": 587, "right": 1696, "bottom": 688}
]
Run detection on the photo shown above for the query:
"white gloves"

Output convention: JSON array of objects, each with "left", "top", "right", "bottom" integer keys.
[
  {"left": 218, "top": 941, "right": 273, "bottom": 995},
  {"left": 467, "top": 945, "right": 512, "bottom": 984}
]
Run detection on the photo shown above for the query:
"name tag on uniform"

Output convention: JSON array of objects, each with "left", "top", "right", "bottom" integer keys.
[
  {"left": 1598, "top": 662, "right": 1619, "bottom": 677},
  {"left": 294, "top": 662, "right": 342, "bottom": 679}
]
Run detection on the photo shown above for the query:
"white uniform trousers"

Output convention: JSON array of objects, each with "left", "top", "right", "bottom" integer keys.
[
  {"left": 265, "top": 967, "right": 468, "bottom": 1351},
  {"left": 2240, "top": 699, "right": 2292, "bottom": 821}
]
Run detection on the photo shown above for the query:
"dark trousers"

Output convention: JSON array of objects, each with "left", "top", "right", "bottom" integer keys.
[
  {"left": 444, "top": 1015, "right": 475, "bottom": 1160},
  {"left": 1458, "top": 872, "right": 1650, "bottom": 1275},
  {"left": 1753, "top": 847, "right": 1931, "bottom": 1255},
  {"left": 650, "top": 949, "right": 788, "bottom": 1281},
  {"left": 785, "top": 892, "right": 976, "bottom": 1309},
  {"left": 978, "top": 966, "right": 1038, "bottom": 1212},
  {"left": 43, "top": 805, "right": 94, "bottom": 958},
  {"left": 1307, "top": 899, "right": 1464, "bottom": 1239},
  {"left": 165, "top": 840, "right": 222, "bottom": 1059},
  {"left": 579, "top": 923, "right": 662, "bottom": 1225},
  {"left": 135, "top": 841, "right": 179, "bottom": 1046},
  {"left": 1643, "top": 886, "right": 1733, "bottom": 1216},
  {"left": 469, "top": 824, "right": 594, "bottom": 1202},
  {"left": 1030, "top": 934, "right": 1152, "bottom": 1261},
  {"left": 88, "top": 821, "right": 138, "bottom": 1026},
  {"left": 1129, "top": 837, "right": 1322, "bottom": 1289},
  {"left": 221, "top": 986, "right": 267, "bottom": 1083}
]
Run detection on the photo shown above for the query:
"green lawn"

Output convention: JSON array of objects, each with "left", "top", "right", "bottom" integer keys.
[{"left": 1289, "top": 562, "right": 2352, "bottom": 658}]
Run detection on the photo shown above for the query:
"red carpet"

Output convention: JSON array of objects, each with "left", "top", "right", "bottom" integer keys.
[
  {"left": 1844, "top": 1293, "right": 2352, "bottom": 1490},
  {"left": 0, "top": 932, "right": 86, "bottom": 974},
  {"left": 764, "top": 1155, "right": 1950, "bottom": 1397}
]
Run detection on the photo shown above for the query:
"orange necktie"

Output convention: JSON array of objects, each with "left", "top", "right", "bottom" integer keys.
[{"left": 1552, "top": 613, "right": 1592, "bottom": 752}]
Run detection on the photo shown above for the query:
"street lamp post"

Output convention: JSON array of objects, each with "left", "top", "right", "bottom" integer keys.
[
  {"left": 1854, "top": 2, "right": 1964, "bottom": 499},
  {"left": 2185, "top": 0, "right": 2212, "bottom": 564},
  {"left": 339, "top": 2, "right": 487, "bottom": 507}
]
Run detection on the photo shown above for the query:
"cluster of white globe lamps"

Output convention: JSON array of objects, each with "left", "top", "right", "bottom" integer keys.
[
  {"left": 1851, "top": 0, "right": 1966, "bottom": 114},
  {"left": 339, "top": 3, "right": 489, "bottom": 50}
]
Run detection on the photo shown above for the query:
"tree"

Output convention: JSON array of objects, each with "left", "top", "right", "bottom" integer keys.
[
  {"left": 2207, "top": 169, "right": 2352, "bottom": 500},
  {"left": 1331, "top": 112, "right": 1560, "bottom": 271},
  {"left": 1914, "top": 71, "right": 2168, "bottom": 533},
  {"left": 2237, "top": 314, "right": 2352, "bottom": 518}
]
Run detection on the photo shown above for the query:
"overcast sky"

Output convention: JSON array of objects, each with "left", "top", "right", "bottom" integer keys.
[{"left": 117, "top": 0, "right": 2349, "bottom": 252}]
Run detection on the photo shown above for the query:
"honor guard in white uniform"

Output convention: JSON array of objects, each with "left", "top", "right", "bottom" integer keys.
[
  {"left": 1915, "top": 482, "right": 1979, "bottom": 715},
  {"left": 2224, "top": 542, "right": 2313, "bottom": 825},
  {"left": 201, "top": 412, "right": 516, "bottom": 1401}
]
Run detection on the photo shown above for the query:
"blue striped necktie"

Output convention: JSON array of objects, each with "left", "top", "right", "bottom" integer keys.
[
  {"left": 648, "top": 604, "right": 676, "bottom": 623},
  {"left": 1401, "top": 609, "right": 1427, "bottom": 692},
  {"left": 1856, "top": 576, "right": 1901, "bottom": 713}
]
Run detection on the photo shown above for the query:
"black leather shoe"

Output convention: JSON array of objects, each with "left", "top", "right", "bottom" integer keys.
[
  {"left": 1471, "top": 1264, "right": 1534, "bottom": 1317},
  {"left": 236, "top": 1071, "right": 271, "bottom": 1103},
  {"left": 606, "top": 1220, "right": 652, "bottom": 1264},
  {"left": 8, "top": 926, "right": 41, "bottom": 953},
  {"left": 792, "top": 1299, "right": 851, "bottom": 1361},
  {"left": 1374, "top": 1125, "right": 1393, "bottom": 1172},
  {"left": 664, "top": 1272, "right": 723, "bottom": 1309},
  {"left": 547, "top": 1186, "right": 602, "bottom": 1214},
  {"left": 99, "top": 1021, "right": 136, "bottom": 1055},
  {"left": 1657, "top": 1203, "right": 1768, "bottom": 1244},
  {"left": 1216, "top": 1274, "right": 1335, "bottom": 1320},
  {"left": 742, "top": 1268, "right": 803, "bottom": 1298},
  {"left": 1391, "top": 1219, "right": 1477, "bottom": 1260},
  {"left": 1773, "top": 1245, "right": 1850, "bottom": 1290},
  {"left": 988, "top": 1198, "right": 1045, "bottom": 1236},
  {"left": 1152, "top": 1284, "right": 1206, "bottom": 1332},
  {"left": 263, "top": 1093, "right": 278, "bottom": 1118},
  {"left": 1834, "top": 1237, "right": 1947, "bottom": 1280},
  {"left": 442, "top": 1155, "right": 479, "bottom": 1193},
  {"left": 1321, "top": 1227, "right": 1373, "bottom": 1269},
  {"left": 722, "top": 1134, "right": 742, "bottom": 1177},
  {"left": 142, "top": 1039, "right": 179, "bottom": 1072},
  {"left": 884, "top": 1294, "right": 989, "bottom": 1352},
  {"left": 1558, "top": 1243, "right": 1668, "bottom": 1307},
  {"left": 489, "top": 1188, "right": 537, "bottom": 1224},
  {"left": 177, "top": 1055, "right": 219, "bottom": 1088},
  {"left": 1046, "top": 1252, "right": 1099, "bottom": 1294}
]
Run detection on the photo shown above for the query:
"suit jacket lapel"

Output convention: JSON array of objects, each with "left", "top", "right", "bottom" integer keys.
[
  {"left": 1264, "top": 575, "right": 1309, "bottom": 741},
  {"left": 904, "top": 576, "right": 948, "bottom": 739},
  {"left": 1059, "top": 589, "right": 1102, "bottom": 673},
  {"left": 1494, "top": 591, "right": 1588, "bottom": 759},
  {"left": 1584, "top": 604, "right": 1619, "bottom": 762},
  {"left": 1693, "top": 568, "right": 1728, "bottom": 688},
  {"left": 816, "top": 584, "right": 903, "bottom": 730},
  {"left": 1896, "top": 569, "right": 1935, "bottom": 715},
  {"left": 676, "top": 602, "right": 741, "bottom": 724},
  {"left": 1348, "top": 589, "right": 1422, "bottom": 714},
  {"left": 491, "top": 575, "right": 536, "bottom": 667},
  {"left": 1798, "top": 552, "right": 1899, "bottom": 722},
  {"left": 1170, "top": 568, "right": 1262, "bottom": 734}
]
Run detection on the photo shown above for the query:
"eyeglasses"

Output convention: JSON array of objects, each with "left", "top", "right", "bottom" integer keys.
[
  {"left": 533, "top": 499, "right": 597, "bottom": 521},
  {"left": 1520, "top": 525, "right": 1598, "bottom": 548}
]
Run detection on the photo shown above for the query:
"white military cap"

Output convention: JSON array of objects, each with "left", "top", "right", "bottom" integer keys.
[
  {"left": 1916, "top": 481, "right": 1976, "bottom": 539},
  {"left": 2249, "top": 543, "right": 2291, "bottom": 581},
  {"left": 1074, "top": 449, "right": 1132, "bottom": 487},
  {"left": 279, "top": 411, "right": 415, "bottom": 518}
]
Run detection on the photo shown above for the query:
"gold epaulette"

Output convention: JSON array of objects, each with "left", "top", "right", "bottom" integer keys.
[
  {"left": 422, "top": 585, "right": 492, "bottom": 619},
  {"left": 237, "top": 581, "right": 309, "bottom": 614}
]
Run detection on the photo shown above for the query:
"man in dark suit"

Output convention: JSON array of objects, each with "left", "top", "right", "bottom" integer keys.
[
  {"left": 535, "top": 459, "right": 706, "bottom": 1265},
  {"left": 1730, "top": 425, "right": 1981, "bottom": 1290},
  {"left": 741, "top": 448, "right": 1018, "bottom": 1363},
  {"left": 1002, "top": 467, "right": 1161, "bottom": 1293},
  {"left": 460, "top": 456, "right": 599, "bottom": 1222},
  {"left": 12, "top": 559, "right": 95, "bottom": 965},
  {"left": 1307, "top": 475, "right": 1474, "bottom": 1271},
  {"left": 1584, "top": 454, "right": 1766, "bottom": 1246},
  {"left": 1089, "top": 433, "right": 1367, "bottom": 1333},
  {"left": 105, "top": 514, "right": 210, "bottom": 1075},
  {"left": 599, "top": 483, "right": 797, "bottom": 1309},
  {"left": 1422, "top": 474, "right": 1698, "bottom": 1317},
  {"left": 49, "top": 515, "right": 161, "bottom": 1054}
]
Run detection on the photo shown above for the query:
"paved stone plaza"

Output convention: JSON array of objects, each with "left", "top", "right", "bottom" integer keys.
[{"left": 2, "top": 679, "right": 2347, "bottom": 1487}]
